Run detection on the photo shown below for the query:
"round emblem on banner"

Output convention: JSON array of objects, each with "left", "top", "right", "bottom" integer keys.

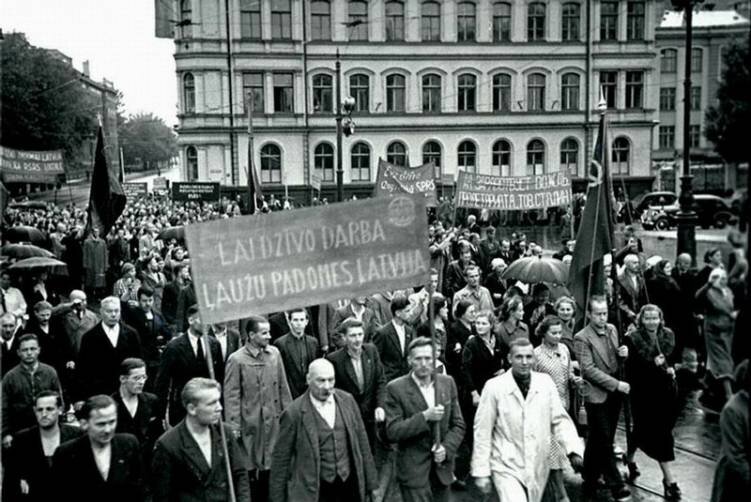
[{"left": 388, "top": 196, "right": 415, "bottom": 227}]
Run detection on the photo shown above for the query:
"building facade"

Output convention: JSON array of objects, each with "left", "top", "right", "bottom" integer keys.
[{"left": 168, "top": 0, "right": 662, "bottom": 199}]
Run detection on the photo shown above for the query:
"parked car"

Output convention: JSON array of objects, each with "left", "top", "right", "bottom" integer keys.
[
  {"left": 641, "top": 194, "right": 737, "bottom": 230},
  {"left": 620, "top": 191, "right": 678, "bottom": 222}
]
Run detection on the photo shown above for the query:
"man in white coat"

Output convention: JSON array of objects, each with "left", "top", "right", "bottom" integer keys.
[{"left": 471, "top": 338, "right": 584, "bottom": 502}]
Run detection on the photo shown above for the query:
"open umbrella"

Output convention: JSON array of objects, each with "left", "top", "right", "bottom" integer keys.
[
  {"left": 157, "top": 226, "right": 185, "bottom": 242},
  {"left": 4, "top": 225, "right": 47, "bottom": 246},
  {"left": 8, "top": 256, "right": 68, "bottom": 275},
  {"left": 1, "top": 243, "right": 54, "bottom": 260},
  {"left": 502, "top": 256, "right": 569, "bottom": 285}
]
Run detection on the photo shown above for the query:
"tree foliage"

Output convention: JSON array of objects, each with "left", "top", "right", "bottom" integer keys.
[
  {"left": 0, "top": 33, "right": 98, "bottom": 156},
  {"left": 705, "top": 40, "right": 750, "bottom": 164},
  {"left": 119, "top": 113, "right": 178, "bottom": 168}
]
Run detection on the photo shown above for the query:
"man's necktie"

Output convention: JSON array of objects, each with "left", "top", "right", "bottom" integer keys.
[{"left": 196, "top": 335, "right": 205, "bottom": 363}]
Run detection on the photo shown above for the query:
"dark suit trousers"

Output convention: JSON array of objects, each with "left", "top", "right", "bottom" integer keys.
[
  {"left": 400, "top": 469, "right": 449, "bottom": 502},
  {"left": 583, "top": 393, "right": 623, "bottom": 488},
  {"left": 319, "top": 474, "right": 359, "bottom": 502},
  {"left": 249, "top": 469, "right": 270, "bottom": 502}
]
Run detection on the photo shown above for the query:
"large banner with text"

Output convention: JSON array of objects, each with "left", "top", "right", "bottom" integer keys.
[
  {"left": 185, "top": 196, "right": 430, "bottom": 324},
  {"left": 373, "top": 158, "right": 437, "bottom": 207},
  {"left": 455, "top": 170, "right": 572, "bottom": 210},
  {"left": 0, "top": 146, "right": 64, "bottom": 183}
]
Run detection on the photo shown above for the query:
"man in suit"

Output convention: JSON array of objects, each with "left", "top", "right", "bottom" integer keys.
[
  {"left": 175, "top": 277, "right": 197, "bottom": 334},
  {"left": 329, "top": 297, "right": 377, "bottom": 348},
  {"left": 77, "top": 297, "right": 143, "bottom": 401},
  {"left": 209, "top": 321, "right": 242, "bottom": 362},
  {"left": 155, "top": 304, "right": 224, "bottom": 426},
  {"left": 275, "top": 308, "right": 320, "bottom": 398},
  {"left": 122, "top": 286, "right": 172, "bottom": 389},
  {"left": 151, "top": 377, "right": 250, "bottom": 502},
  {"left": 270, "top": 359, "right": 378, "bottom": 502},
  {"left": 384, "top": 336, "right": 465, "bottom": 502},
  {"left": 26, "top": 301, "right": 73, "bottom": 378},
  {"left": 327, "top": 318, "right": 386, "bottom": 450},
  {"left": 574, "top": 295, "right": 632, "bottom": 501},
  {"left": 52, "top": 394, "right": 144, "bottom": 501},
  {"left": 372, "top": 293, "right": 416, "bottom": 383},
  {"left": 161, "top": 262, "right": 190, "bottom": 329},
  {"left": 616, "top": 253, "right": 649, "bottom": 331},
  {"left": 1, "top": 312, "right": 22, "bottom": 376},
  {"left": 54, "top": 289, "right": 99, "bottom": 359},
  {"left": 113, "top": 358, "right": 163, "bottom": 465},
  {"left": 4, "top": 391, "right": 82, "bottom": 502},
  {"left": 443, "top": 249, "right": 474, "bottom": 300}
]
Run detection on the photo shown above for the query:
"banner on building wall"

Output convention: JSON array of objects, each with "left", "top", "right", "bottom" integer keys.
[
  {"left": 0, "top": 146, "right": 64, "bottom": 183},
  {"left": 185, "top": 195, "right": 430, "bottom": 324},
  {"left": 373, "top": 158, "right": 437, "bottom": 207},
  {"left": 455, "top": 170, "right": 573, "bottom": 211},
  {"left": 153, "top": 177, "right": 170, "bottom": 193},
  {"left": 171, "top": 182, "right": 221, "bottom": 202},
  {"left": 123, "top": 182, "right": 148, "bottom": 198}
]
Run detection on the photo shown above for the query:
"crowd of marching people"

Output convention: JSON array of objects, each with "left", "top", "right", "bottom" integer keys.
[{"left": 1, "top": 195, "right": 748, "bottom": 502}]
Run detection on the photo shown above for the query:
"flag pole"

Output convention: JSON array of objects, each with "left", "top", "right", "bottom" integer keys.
[
  {"left": 247, "top": 91, "right": 257, "bottom": 214},
  {"left": 427, "top": 282, "right": 441, "bottom": 449}
]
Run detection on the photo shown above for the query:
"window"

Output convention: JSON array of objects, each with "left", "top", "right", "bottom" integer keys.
[
  {"left": 386, "top": 1, "right": 405, "bottom": 41},
  {"left": 527, "top": 140, "right": 545, "bottom": 175},
  {"left": 183, "top": 73, "right": 195, "bottom": 114},
  {"left": 314, "top": 143, "right": 334, "bottom": 182},
  {"left": 351, "top": 142, "right": 371, "bottom": 181},
  {"left": 659, "top": 126, "right": 675, "bottom": 150},
  {"left": 422, "top": 74, "right": 442, "bottom": 113},
  {"left": 180, "top": 0, "right": 192, "bottom": 38},
  {"left": 271, "top": 0, "right": 292, "bottom": 39},
  {"left": 311, "top": 0, "right": 331, "bottom": 40},
  {"left": 692, "top": 48, "right": 703, "bottom": 72},
  {"left": 312, "top": 74, "right": 333, "bottom": 113},
  {"left": 421, "top": 1, "right": 441, "bottom": 41},
  {"left": 626, "top": 1, "right": 645, "bottom": 40},
  {"left": 492, "top": 140, "right": 511, "bottom": 176},
  {"left": 493, "top": 2, "right": 512, "bottom": 42},
  {"left": 350, "top": 74, "right": 370, "bottom": 112},
  {"left": 661, "top": 49, "right": 678, "bottom": 73},
  {"left": 348, "top": 1, "right": 368, "bottom": 40},
  {"left": 186, "top": 146, "right": 198, "bottom": 180},
  {"left": 457, "top": 74, "right": 476, "bottom": 111},
  {"left": 492, "top": 73, "right": 512, "bottom": 112},
  {"left": 273, "top": 73, "right": 294, "bottom": 113},
  {"left": 561, "top": 73, "right": 580, "bottom": 111},
  {"left": 240, "top": 0, "right": 261, "bottom": 39},
  {"left": 261, "top": 144, "right": 282, "bottom": 183},
  {"left": 659, "top": 87, "right": 675, "bottom": 111},
  {"left": 387, "top": 141, "right": 408, "bottom": 166},
  {"left": 242, "top": 72, "right": 264, "bottom": 113},
  {"left": 689, "top": 125, "right": 701, "bottom": 148},
  {"left": 423, "top": 141, "right": 442, "bottom": 178},
  {"left": 527, "top": 73, "right": 546, "bottom": 111},
  {"left": 560, "top": 138, "right": 578, "bottom": 173},
  {"left": 691, "top": 86, "right": 701, "bottom": 110},
  {"left": 528, "top": 3, "right": 546, "bottom": 41},
  {"left": 612, "top": 137, "right": 630, "bottom": 175},
  {"left": 457, "top": 141, "right": 477, "bottom": 173},
  {"left": 600, "top": 1, "right": 618, "bottom": 41},
  {"left": 625, "top": 71, "right": 644, "bottom": 108},
  {"left": 386, "top": 74, "right": 406, "bottom": 112},
  {"left": 600, "top": 71, "right": 617, "bottom": 108},
  {"left": 457, "top": 2, "right": 476, "bottom": 42},
  {"left": 561, "top": 3, "right": 581, "bottom": 42}
]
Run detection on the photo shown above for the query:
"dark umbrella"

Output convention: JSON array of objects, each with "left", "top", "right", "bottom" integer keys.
[
  {"left": 8, "top": 256, "right": 68, "bottom": 275},
  {"left": 1, "top": 243, "right": 54, "bottom": 259},
  {"left": 502, "top": 256, "right": 569, "bottom": 284},
  {"left": 157, "top": 226, "right": 185, "bottom": 242},
  {"left": 4, "top": 225, "right": 47, "bottom": 246}
]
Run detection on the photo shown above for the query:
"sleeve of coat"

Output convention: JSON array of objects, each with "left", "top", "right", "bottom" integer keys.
[
  {"left": 372, "top": 349, "right": 387, "bottom": 409},
  {"left": 461, "top": 342, "right": 479, "bottom": 393},
  {"left": 718, "top": 399, "right": 751, "bottom": 486},
  {"left": 269, "top": 406, "right": 297, "bottom": 502},
  {"left": 277, "top": 350, "right": 293, "bottom": 410},
  {"left": 384, "top": 382, "right": 430, "bottom": 442},
  {"left": 228, "top": 430, "right": 251, "bottom": 502},
  {"left": 150, "top": 440, "right": 173, "bottom": 502},
  {"left": 546, "top": 375, "right": 583, "bottom": 457},
  {"left": 574, "top": 333, "right": 619, "bottom": 393},
  {"left": 223, "top": 355, "right": 241, "bottom": 432},
  {"left": 470, "top": 380, "right": 498, "bottom": 478},
  {"left": 153, "top": 347, "right": 174, "bottom": 418},
  {"left": 441, "top": 376, "right": 465, "bottom": 460},
  {"left": 347, "top": 393, "right": 379, "bottom": 492}
]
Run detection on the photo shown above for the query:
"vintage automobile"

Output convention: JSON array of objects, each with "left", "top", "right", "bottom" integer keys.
[{"left": 641, "top": 194, "right": 737, "bottom": 230}]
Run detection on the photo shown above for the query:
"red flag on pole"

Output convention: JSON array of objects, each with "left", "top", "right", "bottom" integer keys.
[{"left": 86, "top": 125, "right": 126, "bottom": 236}]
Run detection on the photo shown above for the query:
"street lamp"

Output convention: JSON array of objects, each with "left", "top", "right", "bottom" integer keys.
[
  {"left": 335, "top": 50, "right": 356, "bottom": 202},
  {"left": 671, "top": 0, "right": 703, "bottom": 263}
]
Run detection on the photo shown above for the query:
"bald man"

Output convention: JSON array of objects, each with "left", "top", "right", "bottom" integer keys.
[{"left": 270, "top": 359, "right": 378, "bottom": 502}]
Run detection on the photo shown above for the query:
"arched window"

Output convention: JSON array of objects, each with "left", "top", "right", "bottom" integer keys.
[
  {"left": 612, "top": 137, "right": 630, "bottom": 175},
  {"left": 458, "top": 74, "right": 476, "bottom": 111},
  {"left": 457, "top": 2, "right": 476, "bottom": 41},
  {"left": 311, "top": 0, "right": 332, "bottom": 40},
  {"left": 423, "top": 141, "right": 442, "bottom": 178},
  {"left": 457, "top": 141, "right": 476, "bottom": 173},
  {"left": 348, "top": 1, "right": 369, "bottom": 40},
  {"left": 351, "top": 142, "right": 371, "bottom": 181},
  {"left": 183, "top": 73, "right": 195, "bottom": 114},
  {"left": 492, "top": 140, "right": 511, "bottom": 177},
  {"left": 527, "top": 73, "right": 546, "bottom": 111},
  {"left": 561, "top": 73, "right": 580, "bottom": 111},
  {"left": 492, "top": 73, "right": 512, "bottom": 112},
  {"left": 526, "top": 140, "right": 545, "bottom": 175},
  {"left": 387, "top": 141, "right": 408, "bottom": 166},
  {"left": 493, "top": 2, "right": 512, "bottom": 42},
  {"left": 385, "top": 1, "right": 405, "bottom": 41},
  {"left": 180, "top": 0, "right": 193, "bottom": 37},
  {"left": 260, "top": 144, "right": 282, "bottom": 183},
  {"left": 314, "top": 143, "right": 335, "bottom": 182},
  {"left": 422, "top": 74, "right": 442, "bottom": 113},
  {"left": 661, "top": 49, "right": 677, "bottom": 73},
  {"left": 312, "top": 74, "right": 333, "bottom": 113},
  {"left": 349, "top": 74, "right": 370, "bottom": 112},
  {"left": 186, "top": 146, "right": 198, "bottom": 181},
  {"left": 561, "top": 3, "right": 580, "bottom": 41},
  {"left": 560, "top": 138, "right": 579, "bottom": 173},
  {"left": 386, "top": 74, "right": 406, "bottom": 112},
  {"left": 421, "top": 1, "right": 441, "bottom": 41},
  {"left": 527, "top": 2, "right": 546, "bottom": 41}
]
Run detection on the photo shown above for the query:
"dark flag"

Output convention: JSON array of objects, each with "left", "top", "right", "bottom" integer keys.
[
  {"left": 86, "top": 125, "right": 126, "bottom": 237},
  {"left": 568, "top": 108, "right": 615, "bottom": 312},
  {"left": 248, "top": 156, "right": 263, "bottom": 214},
  {"left": 0, "top": 181, "right": 9, "bottom": 223}
]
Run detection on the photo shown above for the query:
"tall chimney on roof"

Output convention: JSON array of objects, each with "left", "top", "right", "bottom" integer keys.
[{"left": 83, "top": 60, "right": 90, "bottom": 77}]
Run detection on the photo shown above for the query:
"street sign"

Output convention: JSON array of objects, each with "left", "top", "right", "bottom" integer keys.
[
  {"left": 123, "top": 182, "right": 148, "bottom": 198},
  {"left": 153, "top": 176, "right": 170, "bottom": 193},
  {"left": 171, "top": 182, "right": 220, "bottom": 202},
  {"left": 311, "top": 173, "right": 322, "bottom": 192}
]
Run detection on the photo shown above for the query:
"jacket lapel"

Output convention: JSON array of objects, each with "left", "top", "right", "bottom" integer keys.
[
  {"left": 300, "top": 392, "right": 320, "bottom": 458},
  {"left": 178, "top": 421, "right": 211, "bottom": 477},
  {"left": 405, "top": 375, "right": 429, "bottom": 411},
  {"left": 343, "top": 355, "right": 360, "bottom": 391},
  {"left": 362, "top": 351, "right": 373, "bottom": 390}
]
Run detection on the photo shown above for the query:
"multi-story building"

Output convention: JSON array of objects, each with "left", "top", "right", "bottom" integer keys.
[{"left": 166, "top": 0, "right": 663, "bottom": 200}]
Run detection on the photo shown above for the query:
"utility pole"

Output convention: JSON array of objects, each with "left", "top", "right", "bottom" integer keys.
[
  {"left": 225, "top": 0, "right": 237, "bottom": 185},
  {"left": 247, "top": 91, "right": 256, "bottom": 214},
  {"left": 335, "top": 50, "right": 344, "bottom": 202}
]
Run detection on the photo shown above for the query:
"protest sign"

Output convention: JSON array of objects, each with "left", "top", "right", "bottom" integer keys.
[
  {"left": 123, "top": 182, "right": 148, "bottom": 198},
  {"left": 374, "top": 158, "right": 437, "bottom": 207},
  {"left": 171, "top": 181, "right": 220, "bottom": 202},
  {"left": 0, "top": 146, "right": 64, "bottom": 183},
  {"left": 185, "top": 196, "right": 430, "bottom": 324},
  {"left": 153, "top": 176, "right": 170, "bottom": 193},
  {"left": 455, "top": 170, "right": 572, "bottom": 211},
  {"left": 310, "top": 173, "right": 322, "bottom": 191}
]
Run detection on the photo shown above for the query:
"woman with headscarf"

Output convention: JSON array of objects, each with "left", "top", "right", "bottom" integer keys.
[
  {"left": 623, "top": 304, "right": 681, "bottom": 500},
  {"left": 646, "top": 259, "right": 683, "bottom": 360}
]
